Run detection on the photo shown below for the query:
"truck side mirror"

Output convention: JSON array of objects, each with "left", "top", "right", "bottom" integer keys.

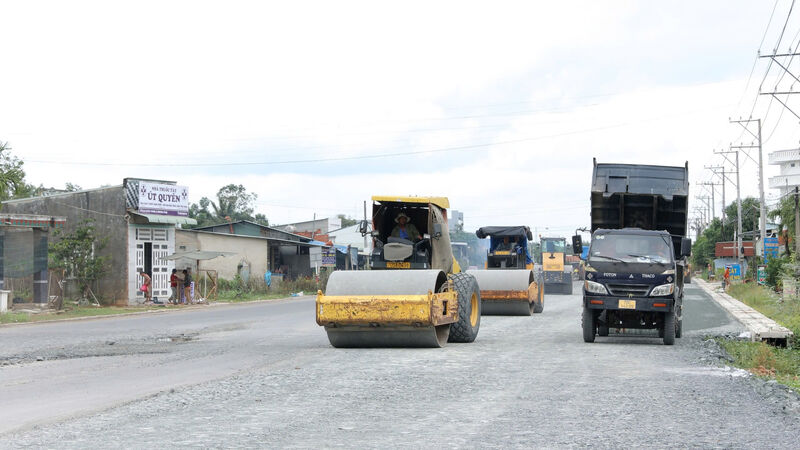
[
  {"left": 571, "top": 235, "right": 583, "bottom": 254},
  {"left": 681, "top": 237, "right": 692, "bottom": 257}
]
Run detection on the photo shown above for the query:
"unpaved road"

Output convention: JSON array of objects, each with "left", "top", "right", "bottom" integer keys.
[{"left": 2, "top": 283, "right": 799, "bottom": 448}]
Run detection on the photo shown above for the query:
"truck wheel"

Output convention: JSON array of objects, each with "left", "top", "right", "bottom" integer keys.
[
  {"left": 676, "top": 318, "right": 683, "bottom": 338},
  {"left": 582, "top": 306, "right": 596, "bottom": 343},
  {"left": 448, "top": 273, "right": 481, "bottom": 343},
  {"left": 533, "top": 284, "right": 544, "bottom": 313},
  {"left": 662, "top": 310, "right": 676, "bottom": 345}
]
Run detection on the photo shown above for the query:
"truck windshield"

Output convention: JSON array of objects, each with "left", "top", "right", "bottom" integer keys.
[
  {"left": 542, "top": 240, "right": 566, "bottom": 253},
  {"left": 589, "top": 234, "right": 672, "bottom": 264}
]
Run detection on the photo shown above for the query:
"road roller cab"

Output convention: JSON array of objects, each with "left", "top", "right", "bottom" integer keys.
[
  {"left": 367, "top": 196, "right": 454, "bottom": 271},
  {"left": 468, "top": 226, "right": 544, "bottom": 316},
  {"left": 315, "top": 196, "right": 482, "bottom": 348},
  {"left": 477, "top": 226, "right": 535, "bottom": 270}
]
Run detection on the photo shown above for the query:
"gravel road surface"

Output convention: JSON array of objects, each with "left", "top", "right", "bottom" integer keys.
[{"left": 2, "top": 283, "right": 798, "bottom": 448}]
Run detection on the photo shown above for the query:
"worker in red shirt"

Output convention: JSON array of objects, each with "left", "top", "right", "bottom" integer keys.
[
  {"left": 169, "top": 269, "right": 179, "bottom": 304},
  {"left": 723, "top": 266, "right": 730, "bottom": 290}
]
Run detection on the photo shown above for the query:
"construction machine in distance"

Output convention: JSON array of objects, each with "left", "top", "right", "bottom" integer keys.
[
  {"left": 315, "top": 196, "right": 481, "bottom": 348},
  {"left": 467, "top": 226, "right": 544, "bottom": 315},
  {"left": 537, "top": 237, "right": 573, "bottom": 294}
]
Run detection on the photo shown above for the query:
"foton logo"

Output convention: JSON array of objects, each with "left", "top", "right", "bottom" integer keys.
[{"left": 603, "top": 273, "right": 617, "bottom": 277}]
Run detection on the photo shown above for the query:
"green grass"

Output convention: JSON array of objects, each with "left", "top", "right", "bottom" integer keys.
[
  {"left": 0, "top": 305, "right": 166, "bottom": 324},
  {"left": 727, "top": 283, "right": 800, "bottom": 337},
  {"left": 718, "top": 339, "right": 800, "bottom": 393},
  {"left": 719, "top": 282, "right": 800, "bottom": 393}
]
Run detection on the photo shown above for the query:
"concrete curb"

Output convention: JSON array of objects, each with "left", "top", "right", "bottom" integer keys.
[
  {"left": 0, "top": 295, "right": 311, "bottom": 328},
  {"left": 694, "top": 278, "right": 793, "bottom": 344}
]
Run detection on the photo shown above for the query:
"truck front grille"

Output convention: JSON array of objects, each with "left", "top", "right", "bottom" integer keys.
[{"left": 606, "top": 283, "right": 650, "bottom": 296}]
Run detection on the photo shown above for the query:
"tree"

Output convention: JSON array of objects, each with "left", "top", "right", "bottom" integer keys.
[
  {"left": 723, "top": 196, "right": 760, "bottom": 239},
  {"left": 188, "top": 184, "right": 267, "bottom": 228},
  {"left": 691, "top": 218, "right": 724, "bottom": 268},
  {"left": 210, "top": 184, "right": 256, "bottom": 220},
  {"left": 48, "top": 220, "right": 108, "bottom": 305},
  {"left": 337, "top": 214, "right": 357, "bottom": 228},
  {"left": 254, "top": 213, "right": 269, "bottom": 226},
  {"left": 189, "top": 197, "right": 216, "bottom": 227},
  {"left": 0, "top": 141, "right": 35, "bottom": 203},
  {"left": 768, "top": 194, "right": 795, "bottom": 251}
]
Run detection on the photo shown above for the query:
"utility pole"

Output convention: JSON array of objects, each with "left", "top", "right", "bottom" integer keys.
[
  {"left": 705, "top": 165, "right": 729, "bottom": 233},
  {"left": 795, "top": 187, "right": 800, "bottom": 256},
  {"left": 715, "top": 149, "right": 742, "bottom": 266},
  {"left": 730, "top": 118, "right": 766, "bottom": 254},
  {"left": 695, "top": 196, "right": 711, "bottom": 226},
  {"left": 699, "top": 181, "right": 721, "bottom": 221}
]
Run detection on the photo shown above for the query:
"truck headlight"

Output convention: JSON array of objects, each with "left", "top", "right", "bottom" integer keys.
[
  {"left": 584, "top": 280, "right": 608, "bottom": 295},
  {"left": 650, "top": 283, "right": 674, "bottom": 296}
]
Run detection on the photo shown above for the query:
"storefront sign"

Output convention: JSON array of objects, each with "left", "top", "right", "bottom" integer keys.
[
  {"left": 322, "top": 248, "right": 336, "bottom": 267},
  {"left": 757, "top": 265, "right": 767, "bottom": 285},
  {"left": 138, "top": 182, "right": 189, "bottom": 216},
  {"left": 728, "top": 264, "right": 741, "bottom": 280}
]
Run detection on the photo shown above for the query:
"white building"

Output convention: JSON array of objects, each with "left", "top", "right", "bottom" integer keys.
[
  {"left": 449, "top": 210, "right": 464, "bottom": 231},
  {"left": 768, "top": 149, "right": 800, "bottom": 195},
  {"left": 279, "top": 216, "right": 342, "bottom": 235}
]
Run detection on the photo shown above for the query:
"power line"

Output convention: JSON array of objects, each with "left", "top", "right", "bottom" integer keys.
[
  {"left": 734, "top": 0, "right": 780, "bottom": 113},
  {"left": 25, "top": 104, "right": 730, "bottom": 168},
  {"left": 734, "top": 0, "right": 796, "bottom": 144}
]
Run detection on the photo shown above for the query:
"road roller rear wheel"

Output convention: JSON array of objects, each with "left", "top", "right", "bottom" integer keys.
[{"left": 448, "top": 272, "right": 481, "bottom": 343}]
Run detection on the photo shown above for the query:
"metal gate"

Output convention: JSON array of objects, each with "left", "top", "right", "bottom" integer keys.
[{"left": 133, "top": 227, "right": 173, "bottom": 300}]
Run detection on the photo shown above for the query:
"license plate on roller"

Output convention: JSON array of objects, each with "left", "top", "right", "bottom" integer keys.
[
  {"left": 387, "top": 262, "right": 411, "bottom": 269},
  {"left": 618, "top": 299, "right": 636, "bottom": 309}
]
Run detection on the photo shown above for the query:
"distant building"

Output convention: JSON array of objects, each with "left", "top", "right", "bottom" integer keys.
[
  {"left": 189, "top": 220, "right": 317, "bottom": 279},
  {"left": 2, "top": 178, "right": 197, "bottom": 305},
  {"left": 769, "top": 149, "right": 800, "bottom": 195},
  {"left": 280, "top": 217, "right": 342, "bottom": 235},
  {"left": 449, "top": 210, "right": 464, "bottom": 231}
]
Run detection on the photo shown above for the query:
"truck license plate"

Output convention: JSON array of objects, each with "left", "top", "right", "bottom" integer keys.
[
  {"left": 387, "top": 262, "right": 411, "bottom": 269},
  {"left": 618, "top": 299, "right": 636, "bottom": 309}
]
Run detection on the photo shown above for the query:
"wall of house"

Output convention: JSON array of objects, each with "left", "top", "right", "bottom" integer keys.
[
  {"left": 1, "top": 187, "right": 129, "bottom": 303},
  {"left": 176, "top": 230, "right": 269, "bottom": 281}
]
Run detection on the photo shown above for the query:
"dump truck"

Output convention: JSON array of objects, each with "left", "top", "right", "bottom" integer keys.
[
  {"left": 576, "top": 159, "right": 691, "bottom": 345},
  {"left": 316, "top": 196, "right": 481, "bottom": 348},
  {"left": 467, "top": 226, "right": 544, "bottom": 316},
  {"left": 537, "top": 237, "right": 573, "bottom": 294}
]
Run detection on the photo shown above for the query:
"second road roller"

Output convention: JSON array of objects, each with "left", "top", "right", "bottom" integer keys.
[
  {"left": 467, "top": 226, "right": 544, "bottom": 316},
  {"left": 315, "top": 196, "right": 481, "bottom": 348}
]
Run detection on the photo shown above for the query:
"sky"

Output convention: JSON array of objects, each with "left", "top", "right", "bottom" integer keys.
[{"left": 3, "top": 1, "right": 800, "bottom": 238}]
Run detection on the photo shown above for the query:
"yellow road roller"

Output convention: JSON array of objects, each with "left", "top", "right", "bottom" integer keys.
[
  {"left": 316, "top": 196, "right": 481, "bottom": 348},
  {"left": 468, "top": 226, "right": 544, "bottom": 316}
]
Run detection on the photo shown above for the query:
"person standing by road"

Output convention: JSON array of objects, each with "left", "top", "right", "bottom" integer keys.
[
  {"left": 723, "top": 266, "right": 730, "bottom": 290},
  {"left": 183, "top": 269, "right": 193, "bottom": 304},
  {"left": 169, "top": 269, "right": 179, "bottom": 304},
  {"left": 138, "top": 269, "right": 152, "bottom": 304}
]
